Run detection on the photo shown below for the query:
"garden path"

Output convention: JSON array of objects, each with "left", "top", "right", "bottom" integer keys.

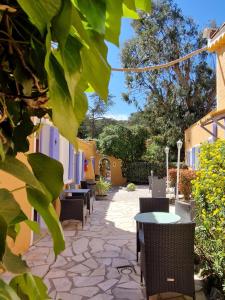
[{"left": 22, "top": 186, "right": 206, "bottom": 300}]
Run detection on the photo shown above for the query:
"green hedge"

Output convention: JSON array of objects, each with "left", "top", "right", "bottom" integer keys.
[{"left": 123, "top": 161, "right": 151, "bottom": 184}]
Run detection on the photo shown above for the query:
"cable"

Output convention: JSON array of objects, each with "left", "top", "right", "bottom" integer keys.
[{"left": 111, "top": 46, "right": 208, "bottom": 72}]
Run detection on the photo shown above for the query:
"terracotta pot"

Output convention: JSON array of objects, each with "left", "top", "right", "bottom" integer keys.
[{"left": 53, "top": 197, "right": 61, "bottom": 217}]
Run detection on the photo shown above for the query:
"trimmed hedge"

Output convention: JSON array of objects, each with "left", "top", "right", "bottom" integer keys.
[{"left": 124, "top": 161, "right": 152, "bottom": 184}]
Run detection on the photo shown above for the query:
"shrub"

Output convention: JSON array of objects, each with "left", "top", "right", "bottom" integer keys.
[
  {"left": 124, "top": 161, "right": 151, "bottom": 184},
  {"left": 96, "top": 177, "right": 111, "bottom": 196},
  {"left": 179, "top": 169, "right": 196, "bottom": 201},
  {"left": 192, "top": 140, "right": 225, "bottom": 293},
  {"left": 126, "top": 183, "right": 136, "bottom": 191},
  {"left": 168, "top": 168, "right": 177, "bottom": 187}
]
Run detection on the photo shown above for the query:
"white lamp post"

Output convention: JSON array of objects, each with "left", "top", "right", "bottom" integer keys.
[
  {"left": 176, "top": 140, "right": 183, "bottom": 201},
  {"left": 164, "top": 146, "right": 169, "bottom": 190}
]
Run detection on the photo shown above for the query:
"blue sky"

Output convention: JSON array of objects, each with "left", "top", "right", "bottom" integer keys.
[{"left": 104, "top": 0, "right": 225, "bottom": 120}]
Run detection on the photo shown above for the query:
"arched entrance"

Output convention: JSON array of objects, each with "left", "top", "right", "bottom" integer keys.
[{"left": 99, "top": 157, "right": 111, "bottom": 182}]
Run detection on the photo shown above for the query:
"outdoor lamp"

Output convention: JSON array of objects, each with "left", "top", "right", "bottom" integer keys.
[
  {"left": 177, "top": 140, "right": 183, "bottom": 150},
  {"left": 164, "top": 146, "right": 169, "bottom": 190},
  {"left": 176, "top": 140, "right": 183, "bottom": 200}
]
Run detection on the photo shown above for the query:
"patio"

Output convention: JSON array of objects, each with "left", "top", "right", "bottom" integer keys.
[{"left": 23, "top": 186, "right": 205, "bottom": 300}]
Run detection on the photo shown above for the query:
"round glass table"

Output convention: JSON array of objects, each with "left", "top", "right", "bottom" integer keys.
[{"left": 134, "top": 212, "right": 181, "bottom": 224}]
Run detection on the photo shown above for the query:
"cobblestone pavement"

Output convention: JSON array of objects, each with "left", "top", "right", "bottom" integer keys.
[{"left": 7, "top": 186, "right": 206, "bottom": 300}]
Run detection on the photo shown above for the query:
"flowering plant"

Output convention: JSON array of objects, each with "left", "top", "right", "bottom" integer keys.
[{"left": 192, "top": 140, "right": 225, "bottom": 292}]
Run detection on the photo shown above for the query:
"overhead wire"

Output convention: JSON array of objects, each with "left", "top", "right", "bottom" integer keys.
[{"left": 111, "top": 46, "right": 208, "bottom": 72}]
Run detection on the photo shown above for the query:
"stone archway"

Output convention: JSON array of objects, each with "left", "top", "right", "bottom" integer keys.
[{"left": 99, "top": 157, "right": 111, "bottom": 182}]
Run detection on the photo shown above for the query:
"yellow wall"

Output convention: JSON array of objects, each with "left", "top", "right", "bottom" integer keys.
[
  {"left": 95, "top": 154, "right": 127, "bottom": 186},
  {"left": 216, "top": 44, "right": 225, "bottom": 110},
  {"left": 77, "top": 139, "right": 96, "bottom": 180},
  {"left": 0, "top": 145, "right": 34, "bottom": 254},
  {"left": 185, "top": 33, "right": 225, "bottom": 155},
  {"left": 185, "top": 120, "right": 225, "bottom": 151},
  {"left": 78, "top": 139, "right": 126, "bottom": 186}
]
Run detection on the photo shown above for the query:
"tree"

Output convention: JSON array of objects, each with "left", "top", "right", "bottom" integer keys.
[
  {"left": 88, "top": 93, "right": 114, "bottom": 138},
  {"left": 97, "top": 124, "right": 148, "bottom": 162},
  {"left": 0, "top": 1, "right": 150, "bottom": 297},
  {"left": 121, "top": 0, "right": 216, "bottom": 160}
]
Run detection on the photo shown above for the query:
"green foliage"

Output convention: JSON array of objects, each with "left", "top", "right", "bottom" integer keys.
[
  {"left": 126, "top": 183, "right": 136, "bottom": 191},
  {"left": 0, "top": 1, "right": 150, "bottom": 296},
  {"left": 98, "top": 125, "right": 148, "bottom": 162},
  {"left": 142, "top": 141, "right": 166, "bottom": 177},
  {"left": 86, "top": 93, "right": 114, "bottom": 139},
  {"left": 192, "top": 140, "right": 225, "bottom": 292},
  {"left": 9, "top": 273, "right": 49, "bottom": 300},
  {"left": 122, "top": 0, "right": 215, "bottom": 161},
  {"left": 124, "top": 161, "right": 151, "bottom": 184},
  {"left": 96, "top": 177, "right": 111, "bottom": 196}
]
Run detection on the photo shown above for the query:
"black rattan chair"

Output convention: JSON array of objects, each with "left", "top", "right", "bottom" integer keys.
[
  {"left": 59, "top": 195, "right": 87, "bottom": 227},
  {"left": 136, "top": 197, "right": 169, "bottom": 261},
  {"left": 140, "top": 222, "right": 196, "bottom": 300}
]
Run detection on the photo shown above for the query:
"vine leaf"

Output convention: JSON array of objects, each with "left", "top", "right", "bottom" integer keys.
[
  {"left": 0, "top": 279, "right": 21, "bottom": 300},
  {"left": 0, "top": 189, "right": 27, "bottom": 225},
  {"left": 0, "top": 156, "right": 43, "bottom": 192},
  {"left": 105, "top": 0, "right": 123, "bottom": 46},
  {"left": 45, "top": 29, "right": 82, "bottom": 146},
  {"left": 73, "top": 0, "right": 106, "bottom": 35},
  {"left": 24, "top": 220, "right": 40, "bottom": 235},
  {"left": 10, "top": 273, "right": 49, "bottom": 300},
  {"left": 17, "top": 0, "right": 61, "bottom": 35},
  {"left": 27, "top": 153, "right": 64, "bottom": 202},
  {"left": 2, "top": 246, "right": 28, "bottom": 274},
  {"left": 26, "top": 187, "right": 65, "bottom": 256}
]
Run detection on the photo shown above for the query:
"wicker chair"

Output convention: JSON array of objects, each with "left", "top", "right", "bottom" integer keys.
[
  {"left": 136, "top": 197, "right": 169, "bottom": 261},
  {"left": 59, "top": 194, "right": 87, "bottom": 227},
  {"left": 140, "top": 222, "right": 196, "bottom": 300}
]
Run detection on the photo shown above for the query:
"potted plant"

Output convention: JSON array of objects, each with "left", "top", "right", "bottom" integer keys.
[{"left": 96, "top": 177, "right": 111, "bottom": 200}]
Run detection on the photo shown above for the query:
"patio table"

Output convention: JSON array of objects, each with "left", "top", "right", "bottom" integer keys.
[
  {"left": 134, "top": 212, "right": 180, "bottom": 224},
  {"left": 64, "top": 189, "right": 93, "bottom": 213}
]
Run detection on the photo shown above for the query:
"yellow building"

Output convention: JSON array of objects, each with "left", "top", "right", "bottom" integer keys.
[
  {"left": 0, "top": 129, "right": 125, "bottom": 255},
  {"left": 78, "top": 138, "right": 126, "bottom": 186},
  {"left": 185, "top": 23, "right": 225, "bottom": 169}
]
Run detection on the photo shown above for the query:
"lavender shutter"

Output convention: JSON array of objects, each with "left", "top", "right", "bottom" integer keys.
[
  {"left": 212, "top": 122, "right": 217, "bottom": 142},
  {"left": 192, "top": 147, "right": 195, "bottom": 170},
  {"left": 75, "top": 152, "right": 80, "bottom": 184},
  {"left": 81, "top": 152, "right": 85, "bottom": 180},
  {"left": 73, "top": 153, "right": 76, "bottom": 182},
  {"left": 39, "top": 128, "right": 43, "bottom": 153},
  {"left": 68, "top": 144, "right": 74, "bottom": 180},
  {"left": 49, "top": 127, "right": 59, "bottom": 159}
]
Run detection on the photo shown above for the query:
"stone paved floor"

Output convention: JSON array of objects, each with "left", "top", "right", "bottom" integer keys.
[{"left": 7, "top": 186, "right": 207, "bottom": 300}]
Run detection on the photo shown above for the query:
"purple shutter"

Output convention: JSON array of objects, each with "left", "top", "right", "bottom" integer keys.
[
  {"left": 39, "top": 128, "right": 43, "bottom": 153},
  {"left": 73, "top": 153, "right": 77, "bottom": 183},
  {"left": 212, "top": 122, "right": 217, "bottom": 142},
  {"left": 49, "top": 127, "right": 59, "bottom": 160},
  {"left": 192, "top": 147, "right": 195, "bottom": 170},
  {"left": 75, "top": 152, "right": 80, "bottom": 184},
  {"left": 81, "top": 152, "right": 85, "bottom": 181},
  {"left": 68, "top": 144, "right": 74, "bottom": 180}
]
